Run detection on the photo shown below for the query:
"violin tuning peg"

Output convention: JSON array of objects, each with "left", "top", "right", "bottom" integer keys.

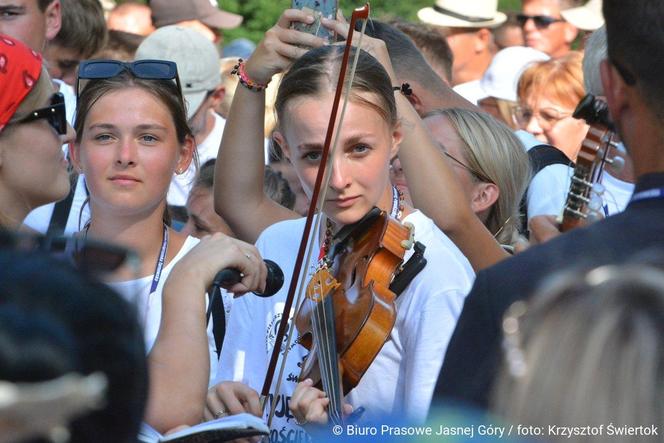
[
  {"left": 606, "top": 155, "right": 626, "bottom": 173},
  {"left": 400, "top": 222, "right": 415, "bottom": 250}
]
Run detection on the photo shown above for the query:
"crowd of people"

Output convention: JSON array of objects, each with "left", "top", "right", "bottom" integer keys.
[{"left": 0, "top": 0, "right": 662, "bottom": 442}]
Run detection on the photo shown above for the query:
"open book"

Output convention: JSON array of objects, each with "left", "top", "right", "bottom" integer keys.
[{"left": 138, "top": 413, "right": 269, "bottom": 443}]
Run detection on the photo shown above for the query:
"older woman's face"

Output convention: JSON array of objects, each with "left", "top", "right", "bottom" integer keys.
[{"left": 518, "top": 94, "right": 588, "bottom": 160}]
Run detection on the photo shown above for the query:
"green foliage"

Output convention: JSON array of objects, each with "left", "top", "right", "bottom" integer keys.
[{"left": 118, "top": 0, "right": 524, "bottom": 44}]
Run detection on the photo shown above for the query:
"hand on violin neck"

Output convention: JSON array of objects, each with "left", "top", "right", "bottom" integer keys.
[
  {"left": 290, "top": 379, "right": 353, "bottom": 428},
  {"left": 246, "top": 9, "right": 327, "bottom": 85}
]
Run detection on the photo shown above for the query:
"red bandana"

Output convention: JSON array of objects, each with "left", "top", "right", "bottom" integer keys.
[{"left": 0, "top": 34, "right": 43, "bottom": 133}]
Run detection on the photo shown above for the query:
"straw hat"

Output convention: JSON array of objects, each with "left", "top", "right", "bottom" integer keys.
[
  {"left": 418, "top": 0, "right": 507, "bottom": 29},
  {"left": 561, "top": 0, "right": 604, "bottom": 31}
]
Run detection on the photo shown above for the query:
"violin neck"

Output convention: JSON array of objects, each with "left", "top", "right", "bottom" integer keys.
[{"left": 311, "top": 297, "right": 344, "bottom": 425}]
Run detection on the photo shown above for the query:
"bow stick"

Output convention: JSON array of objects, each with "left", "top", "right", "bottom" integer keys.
[{"left": 260, "top": 3, "right": 371, "bottom": 427}]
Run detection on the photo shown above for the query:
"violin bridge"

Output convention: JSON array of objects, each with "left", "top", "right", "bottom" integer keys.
[
  {"left": 306, "top": 267, "right": 341, "bottom": 302},
  {"left": 400, "top": 222, "right": 415, "bottom": 250}
]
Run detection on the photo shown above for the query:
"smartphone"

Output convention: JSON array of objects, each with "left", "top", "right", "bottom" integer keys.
[{"left": 291, "top": 0, "right": 338, "bottom": 43}]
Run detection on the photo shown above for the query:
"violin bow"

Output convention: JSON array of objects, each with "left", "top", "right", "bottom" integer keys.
[{"left": 260, "top": 3, "right": 371, "bottom": 427}]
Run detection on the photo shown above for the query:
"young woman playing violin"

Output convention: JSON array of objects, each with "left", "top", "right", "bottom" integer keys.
[{"left": 208, "top": 9, "right": 474, "bottom": 437}]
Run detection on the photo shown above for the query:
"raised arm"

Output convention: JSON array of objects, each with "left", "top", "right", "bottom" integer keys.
[
  {"left": 394, "top": 92, "right": 509, "bottom": 270},
  {"left": 214, "top": 10, "right": 326, "bottom": 243},
  {"left": 145, "top": 234, "right": 267, "bottom": 432},
  {"left": 323, "top": 18, "right": 508, "bottom": 271}
]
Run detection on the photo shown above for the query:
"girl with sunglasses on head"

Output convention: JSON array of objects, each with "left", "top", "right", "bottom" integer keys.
[
  {"left": 69, "top": 59, "right": 268, "bottom": 432},
  {"left": 208, "top": 9, "right": 476, "bottom": 435},
  {"left": 0, "top": 34, "right": 75, "bottom": 230}
]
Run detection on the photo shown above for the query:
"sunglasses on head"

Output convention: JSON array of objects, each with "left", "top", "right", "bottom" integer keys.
[
  {"left": 12, "top": 92, "right": 67, "bottom": 135},
  {"left": 76, "top": 59, "right": 182, "bottom": 98},
  {"left": 516, "top": 13, "right": 564, "bottom": 29}
]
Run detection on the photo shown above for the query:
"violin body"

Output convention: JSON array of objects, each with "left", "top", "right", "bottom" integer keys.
[{"left": 297, "top": 210, "right": 412, "bottom": 396}]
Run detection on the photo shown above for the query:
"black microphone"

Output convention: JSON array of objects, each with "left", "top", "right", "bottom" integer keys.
[{"left": 212, "top": 259, "right": 284, "bottom": 297}]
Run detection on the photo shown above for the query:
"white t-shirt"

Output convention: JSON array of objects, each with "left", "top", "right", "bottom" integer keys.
[
  {"left": 108, "top": 235, "right": 220, "bottom": 385},
  {"left": 527, "top": 163, "right": 573, "bottom": 219},
  {"left": 599, "top": 171, "right": 634, "bottom": 217},
  {"left": 23, "top": 174, "right": 91, "bottom": 234},
  {"left": 167, "top": 112, "right": 226, "bottom": 207},
  {"left": 216, "top": 211, "right": 474, "bottom": 439},
  {"left": 527, "top": 161, "right": 634, "bottom": 220},
  {"left": 453, "top": 80, "right": 485, "bottom": 105},
  {"left": 54, "top": 79, "right": 77, "bottom": 125}
]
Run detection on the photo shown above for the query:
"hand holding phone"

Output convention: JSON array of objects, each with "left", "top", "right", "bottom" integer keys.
[{"left": 291, "top": 0, "right": 338, "bottom": 43}]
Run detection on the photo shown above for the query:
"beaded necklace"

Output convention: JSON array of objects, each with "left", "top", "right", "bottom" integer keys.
[{"left": 318, "top": 186, "right": 404, "bottom": 261}]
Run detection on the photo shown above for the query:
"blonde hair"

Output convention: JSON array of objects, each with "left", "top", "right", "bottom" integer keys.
[
  {"left": 517, "top": 51, "right": 585, "bottom": 109},
  {"left": 425, "top": 109, "right": 531, "bottom": 246},
  {"left": 492, "top": 265, "right": 664, "bottom": 441}
]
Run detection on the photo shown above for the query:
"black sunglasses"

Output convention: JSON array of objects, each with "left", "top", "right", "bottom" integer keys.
[
  {"left": 516, "top": 13, "right": 564, "bottom": 28},
  {"left": 76, "top": 59, "right": 182, "bottom": 98},
  {"left": 12, "top": 92, "right": 67, "bottom": 135},
  {"left": 0, "top": 230, "right": 137, "bottom": 275}
]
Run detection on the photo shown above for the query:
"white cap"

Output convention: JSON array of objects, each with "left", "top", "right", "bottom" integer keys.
[
  {"left": 480, "top": 46, "right": 550, "bottom": 102},
  {"left": 135, "top": 26, "right": 221, "bottom": 119}
]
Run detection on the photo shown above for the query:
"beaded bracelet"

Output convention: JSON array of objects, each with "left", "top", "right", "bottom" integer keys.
[{"left": 231, "top": 59, "right": 270, "bottom": 92}]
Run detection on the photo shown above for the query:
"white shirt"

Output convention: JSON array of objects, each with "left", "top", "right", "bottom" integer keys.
[
  {"left": 599, "top": 170, "right": 635, "bottom": 217},
  {"left": 108, "top": 236, "right": 220, "bottom": 385},
  {"left": 216, "top": 211, "right": 474, "bottom": 439},
  {"left": 167, "top": 112, "right": 226, "bottom": 206},
  {"left": 23, "top": 174, "right": 90, "bottom": 234},
  {"left": 54, "top": 79, "right": 77, "bottom": 125},
  {"left": 527, "top": 163, "right": 573, "bottom": 219}
]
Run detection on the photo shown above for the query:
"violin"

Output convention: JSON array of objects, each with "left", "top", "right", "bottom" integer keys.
[
  {"left": 295, "top": 208, "right": 414, "bottom": 425},
  {"left": 560, "top": 94, "right": 620, "bottom": 231}
]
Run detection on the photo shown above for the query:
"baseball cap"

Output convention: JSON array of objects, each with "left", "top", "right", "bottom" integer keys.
[
  {"left": 150, "top": 0, "right": 243, "bottom": 30},
  {"left": 480, "top": 46, "right": 550, "bottom": 102},
  {"left": 135, "top": 26, "right": 221, "bottom": 119}
]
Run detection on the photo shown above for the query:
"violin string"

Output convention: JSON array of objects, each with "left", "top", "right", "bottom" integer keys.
[
  {"left": 316, "top": 19, "right": 369, "bottom": 425},
  {"left": 267, "top": 232, "right": 319, "bottom": 426}
]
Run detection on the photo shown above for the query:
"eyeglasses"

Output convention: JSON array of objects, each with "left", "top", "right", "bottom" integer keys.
[
  {"left": 514, "top": 106, "right": 574, "bottom": 130},
  {"left": 0, "top": 230, "right": 138, "bottom": 275},
  {"left": 516, "top": 13, "right": 564, "bottom": 29},
  {"left": 76, "top": 59, "right": 182, "bottom": 98},
  {"left": 10, "top": 93, "right": 67, "bottom": 135},
  {"left": 443, "top": 151, "right": 494, "bottom": 184}
]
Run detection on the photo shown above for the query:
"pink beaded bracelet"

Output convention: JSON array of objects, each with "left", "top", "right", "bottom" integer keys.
[{"left": 231, "top": 59, "right": 270, "bottom": 92}]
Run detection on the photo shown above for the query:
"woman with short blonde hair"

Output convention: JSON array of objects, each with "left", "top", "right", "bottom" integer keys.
[
  {"left": 423, "top": 108, "right": 531, "bottom": 248},
  {"left": 516, "top": 51, "right": 587, "bottom": 161}
]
